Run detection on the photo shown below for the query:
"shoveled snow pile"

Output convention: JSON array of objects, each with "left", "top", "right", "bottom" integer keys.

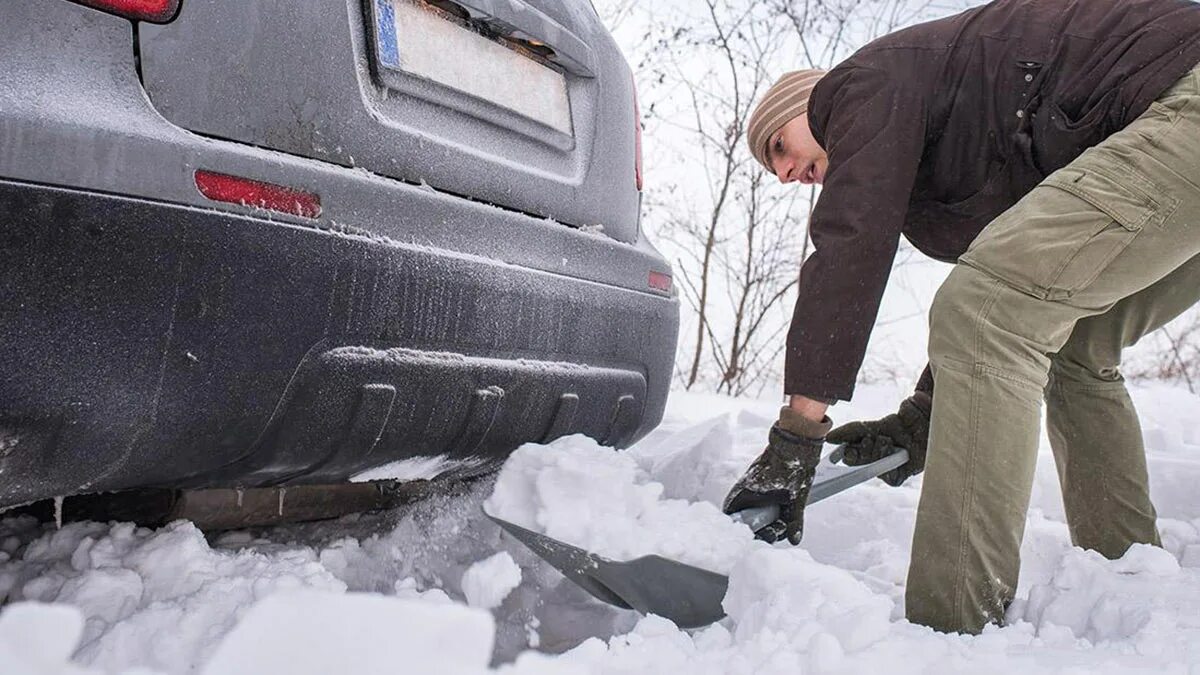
[
  {"left": 1, "top": 383, "right": 1199, "bottom": 674},
  {"left": 483, "top": 432, "right": 760, "bottom": 574}
]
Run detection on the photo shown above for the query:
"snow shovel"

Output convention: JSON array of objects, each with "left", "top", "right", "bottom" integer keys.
[{"left": 486, "top": 447, "right": 909, "bottom": 629}]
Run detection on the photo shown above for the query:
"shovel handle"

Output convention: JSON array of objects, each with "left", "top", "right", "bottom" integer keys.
[
  {"left": 728, "top": 504, "right": 780, "bottom": 532},
  {"left": 728, "top": 446, "right": 909, "bottom": 534}
]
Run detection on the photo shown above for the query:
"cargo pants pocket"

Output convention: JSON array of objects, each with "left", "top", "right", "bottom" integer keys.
[{"left": 960, "top": 166, "right": 1172, "bottom": 302}]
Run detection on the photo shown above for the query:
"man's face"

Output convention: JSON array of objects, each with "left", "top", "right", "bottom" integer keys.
[{"left": 767, "top": 114, "right": 828, "bottom": 185}]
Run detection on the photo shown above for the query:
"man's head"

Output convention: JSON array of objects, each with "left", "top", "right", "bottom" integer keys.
[{"left": 747, "top": 70, "right": 828, "bottom": 185}]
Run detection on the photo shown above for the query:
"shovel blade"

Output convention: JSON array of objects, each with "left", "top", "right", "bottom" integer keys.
[
  {"left": 595, "top": 554, "right": 729, "bottom": 629},
  {"left": 487, "top": 514, "right": 634, "bottom": 610},
  {"left": 486, "top": 512, "right": 729, "bottom": 628}
]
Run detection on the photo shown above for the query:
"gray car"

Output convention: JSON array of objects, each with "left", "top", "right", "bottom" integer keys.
[{"left": 0, "top": 0, "right": 678, "bottom": 513}]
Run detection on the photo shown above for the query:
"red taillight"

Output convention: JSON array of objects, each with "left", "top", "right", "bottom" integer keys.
[
  {"left": 71, "top": 0, "right": 180, "bottom": 22},
  {"left": 633, "top": 79, "right": 644, "bottom": 192},
  {"left": 194, "top": 170, "right": 322, "bottom": 220},
  {"left": 648, "top": 271, "right": 672, "bottom": 293}
]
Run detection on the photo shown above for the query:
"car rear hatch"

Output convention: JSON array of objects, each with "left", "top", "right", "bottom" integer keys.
[{"left": 137, "top": 0, "right": 641, "bottom": 242}]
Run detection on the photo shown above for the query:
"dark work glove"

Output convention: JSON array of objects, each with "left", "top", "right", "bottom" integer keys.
[
  {"left": 723, "top": 423, "right": 826, "bottom": 545},
  {"left": 826, "top": 391, "right": 931, "bottom": 487}
]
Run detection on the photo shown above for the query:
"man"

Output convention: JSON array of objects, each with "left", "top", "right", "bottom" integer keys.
[{"left": 722, "top": 0, "right": 1200, "bottom": 634}]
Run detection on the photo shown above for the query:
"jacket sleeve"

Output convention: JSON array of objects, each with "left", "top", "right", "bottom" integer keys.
[{"left": 784, "top": 65, "right": 928, "bottom": 401}]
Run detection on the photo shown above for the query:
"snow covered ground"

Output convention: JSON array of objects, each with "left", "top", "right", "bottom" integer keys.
[{"left": 2, "top": 383, "right": 1199, "bottom": 674}]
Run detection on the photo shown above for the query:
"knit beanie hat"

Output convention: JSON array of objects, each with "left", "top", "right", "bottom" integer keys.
[{"left": 747, "top": 69, "right": 826, "bottom": 170}]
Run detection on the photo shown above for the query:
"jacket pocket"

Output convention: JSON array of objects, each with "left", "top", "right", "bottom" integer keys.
[{"left": 961, "top": 166, "right": 1169, "bottom": 301}]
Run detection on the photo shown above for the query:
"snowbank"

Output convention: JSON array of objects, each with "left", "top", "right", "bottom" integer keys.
[
  {"left": 0, "top": 603, "right": 98, "bottom": 675},
  {"left": 482, "top": 389, "right": 1200, "bottom": 674},
  {"left": 201, "top": 591, "right": 496, "bottom": 675},
  {"left": 0, "top": 519, "right": 345, "bottom": 674},
  {"left": 1, "top": 384, "right": 1198, "bottom": 674}
]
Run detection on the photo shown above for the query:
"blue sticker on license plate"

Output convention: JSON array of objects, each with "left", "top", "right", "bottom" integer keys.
[{"left": 375, "top": 0, "right": 400, "bottom": 69}]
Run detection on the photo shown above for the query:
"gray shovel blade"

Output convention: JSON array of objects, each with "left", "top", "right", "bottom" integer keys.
[
  {"left": 486, "top": 515, "right": 730, "bottom": 629},
  {"left": 487, "top": 447, "right": 909, "bottom": 628}
]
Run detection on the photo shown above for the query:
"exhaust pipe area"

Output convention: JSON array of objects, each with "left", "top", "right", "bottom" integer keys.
[{"left": 10, "top": 479, "right": 458, "bottom": 531}]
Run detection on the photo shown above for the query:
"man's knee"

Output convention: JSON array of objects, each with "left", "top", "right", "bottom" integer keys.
[
  {"left": 930, "top": 264, "right": 1060, "bottom": 389},
  {"left": 1049, "top": 321, "right": 1126, "bottom": 389},
  {"left": 1048, "top": 352, "right": 1124, "bottom": 389}
]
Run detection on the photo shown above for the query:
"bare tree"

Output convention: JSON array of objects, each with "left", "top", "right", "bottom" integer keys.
[
  {"left": 595, "top": 0, "right": 638, "bottom": 32},
  {"left": 1126, "top": 310, "right": 1200, "bottom": 394},
  {"left": 634, "top": 0, "right": 809, "bottom": 394}
]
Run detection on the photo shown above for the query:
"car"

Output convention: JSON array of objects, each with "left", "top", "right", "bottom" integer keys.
[{"left": 0, "top": 0, "right": 678, "bottom": 520}]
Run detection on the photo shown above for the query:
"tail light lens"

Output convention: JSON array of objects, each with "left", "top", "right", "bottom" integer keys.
[
  {"left": 633, "top": 79, "right": 644, "bottom": 192},
  {"left": 195, "top": 170, "right": 322, "bottom": 220},
  {"left": 648, "top": 271, "right": 672, "bottom": 293},
  {"left": 70, "top": 0, "right": 180, "bottom": 23}
]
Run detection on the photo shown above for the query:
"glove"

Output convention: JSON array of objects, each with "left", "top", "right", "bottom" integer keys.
[
  {"left": 826, "top": 391, "right": 931, "bottom": 487},
  {"left": 723, "top": 411, "right": 829, "bottom": 545}
]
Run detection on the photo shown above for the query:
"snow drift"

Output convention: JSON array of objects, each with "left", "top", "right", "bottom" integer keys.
[{"left": 1, "top": 384, "right": 1198, "bottom": 674}]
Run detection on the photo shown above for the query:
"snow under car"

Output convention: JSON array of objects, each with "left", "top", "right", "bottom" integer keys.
[{"left": 0, "top": 0, "right": 678, "bottom": 519}]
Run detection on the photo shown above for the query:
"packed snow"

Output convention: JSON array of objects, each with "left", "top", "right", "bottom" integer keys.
[
  {"left": 200, "top": 592, "right": 505, "bottom": 675},
  {"left": 2, "top": 383, "right": 1199, "bottom": 674}
]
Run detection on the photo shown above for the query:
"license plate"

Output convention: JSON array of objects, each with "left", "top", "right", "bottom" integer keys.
[{"left": 373, "top": 0, "right": 572, "bottom": 136}]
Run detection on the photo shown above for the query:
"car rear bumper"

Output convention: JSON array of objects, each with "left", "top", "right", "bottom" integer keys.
[{"left": 0, "top": 179, "right": 677, "bottom": 507}]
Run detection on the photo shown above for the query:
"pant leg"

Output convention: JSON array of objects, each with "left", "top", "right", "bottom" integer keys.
[
  {"left": 1046, "top": 254, "right": 1200, "bottom": 558},
  {"left": 906, "top": 63, "right": 1200, "bottom": 634}
]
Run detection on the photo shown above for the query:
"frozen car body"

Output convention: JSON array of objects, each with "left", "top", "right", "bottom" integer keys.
[{"left": 0, "top": 0, "right": 677, "bottom": 509}]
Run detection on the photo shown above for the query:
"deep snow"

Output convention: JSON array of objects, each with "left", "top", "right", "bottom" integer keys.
[{"left": 2, "top": 383, "right": 1199, "bottom": 674}]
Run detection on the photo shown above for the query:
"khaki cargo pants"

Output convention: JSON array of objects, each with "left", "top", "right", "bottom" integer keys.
[{"left": 908, "top": 61, "right": 1200, "bottom": 634}]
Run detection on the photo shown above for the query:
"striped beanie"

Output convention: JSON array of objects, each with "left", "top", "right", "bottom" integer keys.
[{"left": 747, "top": 69, "right": 826, "bottom": 170}]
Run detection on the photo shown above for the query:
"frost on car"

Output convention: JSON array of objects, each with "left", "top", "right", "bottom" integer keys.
[{"left": 0, "top": 0, "right": 678, "bottom": 517}]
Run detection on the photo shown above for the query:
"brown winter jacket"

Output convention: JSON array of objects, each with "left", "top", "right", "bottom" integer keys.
[{"left": 787, "top": 0, "right": 1200, "bottom": 401}]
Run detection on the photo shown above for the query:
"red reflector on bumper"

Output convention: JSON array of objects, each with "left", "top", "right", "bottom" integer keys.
[
  {"left": 648, "top": 271, "right": 672, "bottom": 293},
  {"left": 194, "top": 170, "right": 322, "bottom": 220},
  {"left": 72, "top": 0, "right": 180, "bottom": 23}
]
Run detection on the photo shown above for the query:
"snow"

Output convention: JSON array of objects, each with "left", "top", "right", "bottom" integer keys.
[
  {"left": 0, "top": 519, "right": 346, "bottom": 674},
  {"left": 462, "top": 553, "right": 522, "bottom": 610},
  {"left": 200, "top": 591, "right": 496, "bottom": 675},
  {"left": 1, "top": 384, "right": 1199, "bottom": 674},
  {"left": 483, "top": 433, "right": 758, "bottom": 574},
  {"left": 1016, "top": 544, "right": 1192, "bottom": 647},
  {"left": 0, "top": 603, "right": 91, "bottom": 675},
  {"left": 350, "top": 456, "right": 460, "bottom": 482}
]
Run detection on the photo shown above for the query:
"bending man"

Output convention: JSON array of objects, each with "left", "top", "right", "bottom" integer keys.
[{"left": 723, "top": 0, "right": 1200, "bottom": 633}]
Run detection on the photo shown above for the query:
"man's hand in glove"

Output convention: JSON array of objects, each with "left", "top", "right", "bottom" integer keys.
[
  {"left": 722, "top": 408, "right": 830, "bottom": 545},
  {"left": 826, "top": 391, "right": 931, "bottom": 487}
]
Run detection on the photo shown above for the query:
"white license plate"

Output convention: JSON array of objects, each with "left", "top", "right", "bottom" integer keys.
[{"left": 374, "top": 0, "right": 573, "bottom": 136}]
